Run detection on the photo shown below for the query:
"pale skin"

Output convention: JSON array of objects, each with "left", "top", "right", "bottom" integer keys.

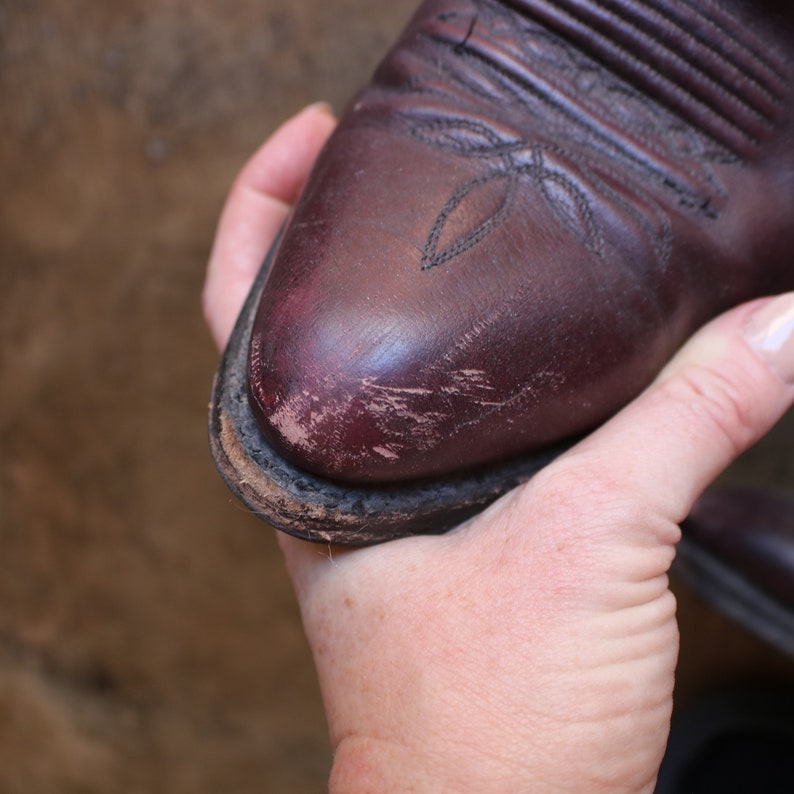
[{"left": 203, "top": 103, "right": 794, "bottom": 793}]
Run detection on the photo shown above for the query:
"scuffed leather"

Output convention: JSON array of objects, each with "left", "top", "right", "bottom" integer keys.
[{"left": 247, "top": 0, "right": 794, "bottom": 483}]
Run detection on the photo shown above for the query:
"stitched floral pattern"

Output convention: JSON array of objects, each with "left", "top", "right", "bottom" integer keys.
[
  {"left": 388, "top": 0, "right": 746, "bottom": 270},
  {"left": 411, "top": 118, "right": 601, "bottom": 269}
]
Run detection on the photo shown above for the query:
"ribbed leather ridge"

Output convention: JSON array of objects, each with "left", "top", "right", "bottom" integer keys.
[{"left": 438, "top": 0, "right": 789, "bottom": 155}]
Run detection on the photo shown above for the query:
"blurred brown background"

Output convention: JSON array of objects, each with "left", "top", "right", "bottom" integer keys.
[{"left": 0, "top": 0, "right": 792, "bottom": 791}]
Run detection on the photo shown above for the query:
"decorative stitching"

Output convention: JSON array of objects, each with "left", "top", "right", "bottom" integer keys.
[
  {"left": 563, "top": 0, "right": 780, "bottom": 119},
  {"left": 503, "top": 0, "right": 767, "bottom": 146},
  {"left": 634, "top": 0, "right": 786, "bottom": 103},
  {"left": 422, "top": 170, "right": 519, "bottom": 269},
  {"left": 440, "top": 35, "right": 721, "bottom": 198},
  {"left": 425, "top": 2, "right": 739, "bottom": 192},
  {"left": 392, "top": 0, "right": 766, "bottom": 272},
  {"left": 413, "top": 119, "right": 604, "bottom": 269},
  {"left": 675, "top": 0, "right": 790, "bottom": 84}
]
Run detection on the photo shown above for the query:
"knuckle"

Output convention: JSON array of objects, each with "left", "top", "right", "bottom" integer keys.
[
  {"left": 525, "top": 456, "right": 642, "bottom": 534},
  {"left": 659, "top": 362, "right": 759, "bottom": 458}
]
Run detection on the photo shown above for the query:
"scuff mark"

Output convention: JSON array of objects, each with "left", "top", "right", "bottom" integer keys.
[{"left": 372, "top": 446, "right": 400, "bottom": 460}]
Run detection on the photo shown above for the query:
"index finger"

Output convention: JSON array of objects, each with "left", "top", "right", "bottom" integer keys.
[{"left": 203, "top": 103, "right": 337, "bottom": 351}]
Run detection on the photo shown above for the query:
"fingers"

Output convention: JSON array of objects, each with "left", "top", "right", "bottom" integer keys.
[
  {"left": 235, "top": 101, "right": 337, "bottom": 202},
  {"left": 553, "top": 293, "right": 794, "bottom": 530},
  {"left": 203, "top": 102, "right": 337, "bottom": 351}
]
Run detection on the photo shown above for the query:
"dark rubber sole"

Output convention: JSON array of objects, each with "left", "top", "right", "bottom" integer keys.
[{"left": 208, "top": 233, "right": 571, "bottom": 545}]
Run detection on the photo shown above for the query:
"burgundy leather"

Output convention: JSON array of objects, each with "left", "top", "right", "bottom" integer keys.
[
  {"left": 685, "top": 487, "right": 794, "bottom": 610},
  {"left": 247, "top": 0, "right": 794, "bottom": 484}
]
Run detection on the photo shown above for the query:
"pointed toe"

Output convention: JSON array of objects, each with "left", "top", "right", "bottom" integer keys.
[{"left": 212, "top": 0, "right": 794, "bottom": 540}]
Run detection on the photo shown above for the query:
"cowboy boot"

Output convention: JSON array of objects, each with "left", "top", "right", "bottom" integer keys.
[{"left": 211, "top": 0, "right": 794, "bottom": 543}]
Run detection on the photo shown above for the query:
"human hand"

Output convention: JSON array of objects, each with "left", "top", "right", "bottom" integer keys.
[{"left": 204, "top": 104, "right": 794, "bottom": 793}]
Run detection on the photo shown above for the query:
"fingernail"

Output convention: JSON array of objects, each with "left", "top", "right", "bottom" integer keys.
[
  {"left": 744, "top": 293, "right": 794, "bottom": 384},
  {"left": 305, "top": 101, "right": 336, "bottom": 120}
]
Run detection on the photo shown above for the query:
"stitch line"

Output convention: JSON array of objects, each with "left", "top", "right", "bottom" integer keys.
[
  {"left": 674, "top": 0, "right": 790, "bottom": 83},
  {"left": 581, "top": 0, "right": 782, "bottom": 115},
  {"left": 421, "top": 170, "right": 519, "bottom": 269},
  {"left": 488, "top": 12, "right": 737, "bottom": 191},
  {"left": 424, "top": 3, "right": 740, "bottom": 192},
  {"left": 401, "top": 49, "right": 732, "bottom": 212},
  {"left": 494, "top": 18, "right": 737, "bottom": 192},
  {"left": 398, "top": 0, "right": 760, "bottom": 273},
  {"left": 432, "top": 32, "right": 709, "bottom": 204},
  {"left": 412, "top": 19, "right": 736, "bottom": 200},
  {"left": 413, "top": 114, "right": 607, "bottom": 268},
  {"left": 530, "top": 165, "right": 603, "bottom": 252},
  {"left": 500, "top": 0, "right": 765, "bottom": 145},
  {"left": 632, "top": 0, "right": 786, "bottom": 103}
]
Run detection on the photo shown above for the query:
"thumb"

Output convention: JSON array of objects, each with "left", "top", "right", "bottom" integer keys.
[{"left": 550, "top": 292, "right": 794, "bottom": 538}]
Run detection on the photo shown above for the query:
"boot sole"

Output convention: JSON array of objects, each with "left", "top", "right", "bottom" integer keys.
[{"left": 209, "top": 231, "right": 572, "bottom": 545}]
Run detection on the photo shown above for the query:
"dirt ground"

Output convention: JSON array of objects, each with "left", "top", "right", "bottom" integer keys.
[{"left": 1, "top": 1, "right": 792, "bottom": 791}]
